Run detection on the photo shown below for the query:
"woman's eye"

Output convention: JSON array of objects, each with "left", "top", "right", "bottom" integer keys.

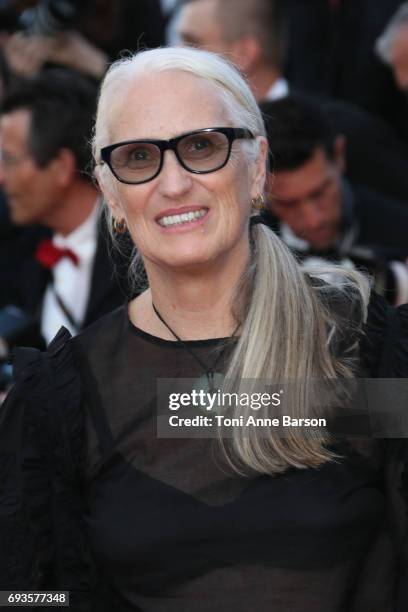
[
  {"left": 190, "top": 138, "right": 210, "bottom": 151},
  {"left": 129, "top": 148, "right": 150, "bottom": 161},
  {"left": 123, "top": 146, "right": 158, "bottom": 168},
  {"left": 182, "top": 137, "right": 214, "bottom": 157}
]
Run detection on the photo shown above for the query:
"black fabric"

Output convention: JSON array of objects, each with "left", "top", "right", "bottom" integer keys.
[
  {"left": 0, "top": 293, "right": 408, "bottom": 611},
  {"left": 0, "top": 215, "right": 130, "bottom": 350},
  {"left": 0, "top": 328, "right": 94, "bottom": 610},
  {"left": 283, "top": 0, "right": 403, "bottom": 109},
  {"left": 323, "top": 100, "right": 408, "bottom": 204},
  {"left": 352, "top": 184, "right": 408, "bottom": 258},
  {"left": 0, "top": 220, "right": 51, "bottom": 310},
  {"left": 77, "top": 0, "right": 166, "bottom": 61},
  {"left": 364, "top": 65, "right": 408, "bottom": 151}
]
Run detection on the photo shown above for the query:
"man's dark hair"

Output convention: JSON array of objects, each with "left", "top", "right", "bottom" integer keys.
[
  {"left": 0, "top": 68, "right": 98, "bottom": 179},
  {"left": 183, "top": 0, "right": 287, "bottom": 69},
  {"left": 260, "top": 95, "right": 337, "bottom": 172}
]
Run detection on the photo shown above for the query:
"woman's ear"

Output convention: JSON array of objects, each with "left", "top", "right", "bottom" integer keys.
[{"left": 251, "top": 136, "right": 268, "bottom": 199}]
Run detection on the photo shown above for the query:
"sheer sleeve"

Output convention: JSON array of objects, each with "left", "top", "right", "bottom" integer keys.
[{"left": 0, "top": 328, "right": 95, "bottom": 611}]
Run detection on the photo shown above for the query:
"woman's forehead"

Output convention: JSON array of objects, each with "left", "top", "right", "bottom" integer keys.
[{"left": 106, "top": 70, "right": 231, "bottom": 142}]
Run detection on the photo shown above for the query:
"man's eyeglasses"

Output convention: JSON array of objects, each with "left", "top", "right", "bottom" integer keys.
[{"left": 99, "top": 127, "right": 254, "bottom": 185}]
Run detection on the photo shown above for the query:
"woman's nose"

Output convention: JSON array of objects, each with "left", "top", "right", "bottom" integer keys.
[{"left": 157, "top": 150, "right": 193, "bottom": 198}]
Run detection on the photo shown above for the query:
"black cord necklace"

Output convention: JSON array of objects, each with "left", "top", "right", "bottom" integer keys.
[{"left": 152, "top": 302, "right": 239, "bottom": 393}]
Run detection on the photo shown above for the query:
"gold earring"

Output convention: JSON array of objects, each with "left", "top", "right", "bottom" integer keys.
[
  {"left": 251, "top": 194, "right": 265, "bottom": 210},
  {"left": 113, "top": 218, "right": 127, "bottom": 234}
]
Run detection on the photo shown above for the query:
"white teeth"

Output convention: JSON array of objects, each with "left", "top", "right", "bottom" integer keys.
[{"left": 158, "top": 209, "right": 207, "bottom": 227}]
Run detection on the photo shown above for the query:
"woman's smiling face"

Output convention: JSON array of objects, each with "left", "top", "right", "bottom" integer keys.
[{"left": 99, "top": 69, "right": 267, "bottom": 273}]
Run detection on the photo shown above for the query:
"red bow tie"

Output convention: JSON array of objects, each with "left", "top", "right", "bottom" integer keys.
[{"left": 35, "top": 238, "right": 79, "bottom": 269}]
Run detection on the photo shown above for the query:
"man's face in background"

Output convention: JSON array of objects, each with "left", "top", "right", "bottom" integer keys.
[
  {"left": 268, "top": 147, "right": 343, "bottom": 251},
  {"left": 0, "top": 109, "right": 61, "bottom": 226},
  {"left": 177, "top": 0, "right": 232, "bottom": 56}
]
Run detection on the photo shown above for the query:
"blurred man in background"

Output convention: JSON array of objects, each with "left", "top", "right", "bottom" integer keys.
[
  {"left": 178, "top": 0, "right": 287, "bottom": 101},
  {"left": 260, "top": 96, "right": 408, "bottom": 305},
  {"left": 177, "top": 0, "right": 408, "bottom": 204},
  {"left": 0, "top": 68, "right": 127, "bottom": 351}
]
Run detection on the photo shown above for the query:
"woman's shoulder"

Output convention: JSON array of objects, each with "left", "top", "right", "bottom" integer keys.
[
  {"left": 9, "top": 325, "right": 83, "bottom": 473},
  {"left": 0, "top": 326, "right": 98, "bottom": 600},
  {"left": 8, "top": 303, "right": 128, "bottom": 431},
  {"left": 13, "top": 325, "right": 78, "bottom": 394}
]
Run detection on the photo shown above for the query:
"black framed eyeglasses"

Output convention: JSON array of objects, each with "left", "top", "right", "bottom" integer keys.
[{"left": 100, "top": 127, "right": 254, "bottom": 185}]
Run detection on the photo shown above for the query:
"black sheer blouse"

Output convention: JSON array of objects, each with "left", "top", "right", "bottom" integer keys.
[{"left": 0, "top": 293, "right": 407, "bottom": 612}]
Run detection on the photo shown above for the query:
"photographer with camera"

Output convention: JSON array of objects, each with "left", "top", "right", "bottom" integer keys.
[
  {"left": 0, "top": 0, "right": 168, "bottom": 81},
  {"left": 260, "top": 95, "right": 408, "bottom": 305},
  {"left": 0, "top": 0, "right": 108, "bottom": 80}
]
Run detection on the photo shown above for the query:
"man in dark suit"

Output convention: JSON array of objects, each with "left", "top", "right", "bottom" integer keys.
[
  {"left": 0, "top": 68, "right": 128, "bottom": 350},
  {"left": 260, "top": 96, "right": 408, "bottom": 305},
  {"left": 176, "top": 0, "right": 408, "bottom": 204}
]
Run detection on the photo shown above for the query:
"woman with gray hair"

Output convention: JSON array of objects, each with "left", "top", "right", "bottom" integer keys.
[{"left": 0, "top": 46, "right": 407, "bottom": 611}]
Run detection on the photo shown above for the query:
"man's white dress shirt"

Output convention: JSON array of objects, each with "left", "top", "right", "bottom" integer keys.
[
  {"left": 41, "top": 204, "right": 100, "bottom": 345},
  {"left": 264, "top": 78, "right": 290, "bottom": 101}
]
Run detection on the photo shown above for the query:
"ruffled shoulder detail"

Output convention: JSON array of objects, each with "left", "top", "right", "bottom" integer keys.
[
  {"left": 12, "top": 326, "right": 83, "bottom": 488},
  {"left": 360, "top": 291, "right": 408, "bottom": 377},
  {"left": 0, "top": 327, "right": 95, "bottom": 609}
]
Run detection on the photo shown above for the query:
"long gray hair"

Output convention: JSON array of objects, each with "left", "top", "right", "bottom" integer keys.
[{"left": 93, "top": 47, "right": 370, "bottom": 475}]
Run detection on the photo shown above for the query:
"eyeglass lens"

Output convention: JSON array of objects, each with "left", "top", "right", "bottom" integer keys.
[{"left": 109, "top": 131, "right": 230, "bottom": 183}]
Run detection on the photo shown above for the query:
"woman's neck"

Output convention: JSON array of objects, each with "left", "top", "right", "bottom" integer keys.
[{"left": 129, "top": 250, "right": 249, "bottom": 341}]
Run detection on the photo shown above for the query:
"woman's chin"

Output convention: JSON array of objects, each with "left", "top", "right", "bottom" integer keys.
[
  {"left": 148, "top": 248, "right": 218, "bottom": 273},
  {"left": 166, "top": 254, "right": 214, "bottom": 272}
]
